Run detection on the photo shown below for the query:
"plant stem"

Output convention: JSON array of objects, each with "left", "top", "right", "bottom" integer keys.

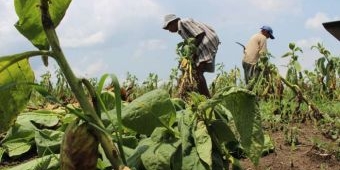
[
  {"left": 39, "top": 1, "right": 127, "bottom": 169},
  {"left": 279, "top": 74, "right": 323, "bottom": 120},
  {"left": 81, "top": 78, "right": 101, "bottom": 116}
]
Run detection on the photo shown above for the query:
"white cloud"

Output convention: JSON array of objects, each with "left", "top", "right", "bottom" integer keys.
[
  {"left": 249, "top": 0, "right": 300, "bottom": 12},
  {"left": 0, "top": 1, "right": 26, "bottom": 52},
  {"left": 295, "top": 37, "right": 322, "bottom": 48},
  {"left": 305, "top": 12, "right": 340, "bottom": 31},
  {"left": 58, "top": 0, "right": 164, "bottom": 48},
  {"left": 295, "top": 37, "right": 324, "bottom": 70},
  {"left": 85, "top": 60, "right": 108, "bottom": 76},
  {"left": 133, "top": 39, "right": 167, "bottom": 58},
  {"left": 305, "top": 12, "right": 330, "bottom": 30},
  {"left": 60, "top": 31, "right": 105, "bottom": 48},
  {"left": 72, "top": 59, "right": 109, "bottom": 78},
  {"left": 141, "top": 39, "right": 167, "bottom": 51},
  {"left": 0, "top": 1, "right": 16, "bottom": 33}
]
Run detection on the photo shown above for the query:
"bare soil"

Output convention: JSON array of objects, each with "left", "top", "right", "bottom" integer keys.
[{"left": 240, "top": 122, "right": 340, "bottom": 170}]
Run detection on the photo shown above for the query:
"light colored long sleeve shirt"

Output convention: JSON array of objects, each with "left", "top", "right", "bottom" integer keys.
[{"left": 243, "top": 32, "right": 267, "bottom": 65}]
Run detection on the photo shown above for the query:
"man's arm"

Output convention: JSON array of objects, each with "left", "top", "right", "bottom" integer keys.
[
  {"left": 258, "top": 37, "right": 268, "bottom": 55},
  {"left": 195, "top": 32, "right": 205, "bottom": 46}
]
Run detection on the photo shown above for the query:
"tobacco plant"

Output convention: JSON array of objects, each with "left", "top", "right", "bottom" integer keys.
[
  {"left": 119, "top": 87, "right": 266, "bottom": 169},
  {"left": 0, "top": 1, "right": 128, "bottom": 169},
  {"left": 211, "top": 63, "right": 241, "bottom": 96},
  {"left": 311, "top": 43, "right": 340, "bottom": 99},
  {"left": 282, "top": 43, "right": 303, "bottom": 86},
  {"left": 250, "top": 49, "right": 322, "bottom": 121},
  {"left": 175, "top": 38, "right": 198, "bottom": 99},
  {"left": 142, "top": 73, "right": 159, "bottom": 91},
  {"left": 0, "top": 1, "right": 268, "bottom": 170}
]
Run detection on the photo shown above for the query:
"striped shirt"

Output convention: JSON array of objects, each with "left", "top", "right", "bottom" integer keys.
[{"left": 177, "top": 18, "right": 220, "bottom": 72}]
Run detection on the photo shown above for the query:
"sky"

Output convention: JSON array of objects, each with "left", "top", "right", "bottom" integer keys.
[{"left": 1, "top": 0, "right": 340, "bottom": 85}]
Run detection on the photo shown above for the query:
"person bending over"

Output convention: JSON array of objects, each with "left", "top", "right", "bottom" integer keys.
[{"left": 163, "top": 14, "right": 220, "bottom": 98}]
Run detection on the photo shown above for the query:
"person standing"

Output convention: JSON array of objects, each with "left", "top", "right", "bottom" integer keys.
[
  {"left": 242, "top": 26, "right": 275, "bottom": 87},
  {"left": 163, "top": 14, "right": 220, "bottom": 98}
]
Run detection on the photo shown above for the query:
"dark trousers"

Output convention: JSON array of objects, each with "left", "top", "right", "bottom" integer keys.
[
  {"left": 242, "top": 61, "right": 260, "bottom": 88},
  {"left": 195, "top": 62, "right": 211, "bottom": 98}
]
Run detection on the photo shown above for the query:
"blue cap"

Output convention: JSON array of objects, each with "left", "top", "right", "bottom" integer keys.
[{"left": 261, "top": 26, "right": 275, "bottom": 39}]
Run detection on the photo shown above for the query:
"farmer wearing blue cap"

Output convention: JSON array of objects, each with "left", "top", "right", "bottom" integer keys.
[
  {"left": 242, "top": 26, "right": 275, "bottom": 87},
  {"left": 163, "top": 14, "right": 220, "bottom": 98}
]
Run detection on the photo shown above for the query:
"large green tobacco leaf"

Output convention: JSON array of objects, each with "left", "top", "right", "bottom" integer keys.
[
  {"left": 141, "top": 127, "right": 180, "bottom": 170},
  {"left": 6, "top": 154, "right": 60, "bottom": 170},
  {"left": 219, "top": 87, "right": 264, "bottom": 165},
  {"left": 122, "top": 89, "right": 176, "bottom": 135},
  {"left": 14, "top": 0, "right": 71, "bottom": 50},
  {"left": 35, "top": 129, "right": 64, "bottom": 156},
  {"left": 127, "top": 139, "right": 153, "bottom": 169},
  {"left": 1, "top": 140, "right": 31, "bottom": 158},
  {"left": 209, "top": 119, "right": 237, "bottom": 144},
  {"left": 178, "top": 109, "right": 194, "bottom": 154},
  {"left": 181, "top": 146, "right": 207, "bottom": 170},
  {"left": 1, "top": 123, "right": 35, "bottom": 158},
  {"left": 178, "top": 111, "right": 209, "bottom": 170},
  {"left": 0, "top": 59, "right": 34, "bottom": 133},
  {"left": 16, "top": 111, "right": 60, "bottom": 130},
  {"left": 194, "top": 121, "right": 212, "bottom": 168},
  {"left": 1, "top": 111, "right": 62, "bottom": 159}
]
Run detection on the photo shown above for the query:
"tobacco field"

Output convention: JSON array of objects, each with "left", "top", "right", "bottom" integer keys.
[{"left": 0, "top": 1, "right": 339, "bottom": 170}]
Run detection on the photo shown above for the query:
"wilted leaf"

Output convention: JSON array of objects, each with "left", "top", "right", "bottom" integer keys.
[{"left": 60, "top": 120, "right": 98, "bottom": 170}]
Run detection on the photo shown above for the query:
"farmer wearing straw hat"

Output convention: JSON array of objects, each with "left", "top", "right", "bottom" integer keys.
[
  {"left": 242, "top": 26, "right": 275, "bottom": 87},
  {"left": 163, "top": 14, "right": 220, "bottom": 98}
]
